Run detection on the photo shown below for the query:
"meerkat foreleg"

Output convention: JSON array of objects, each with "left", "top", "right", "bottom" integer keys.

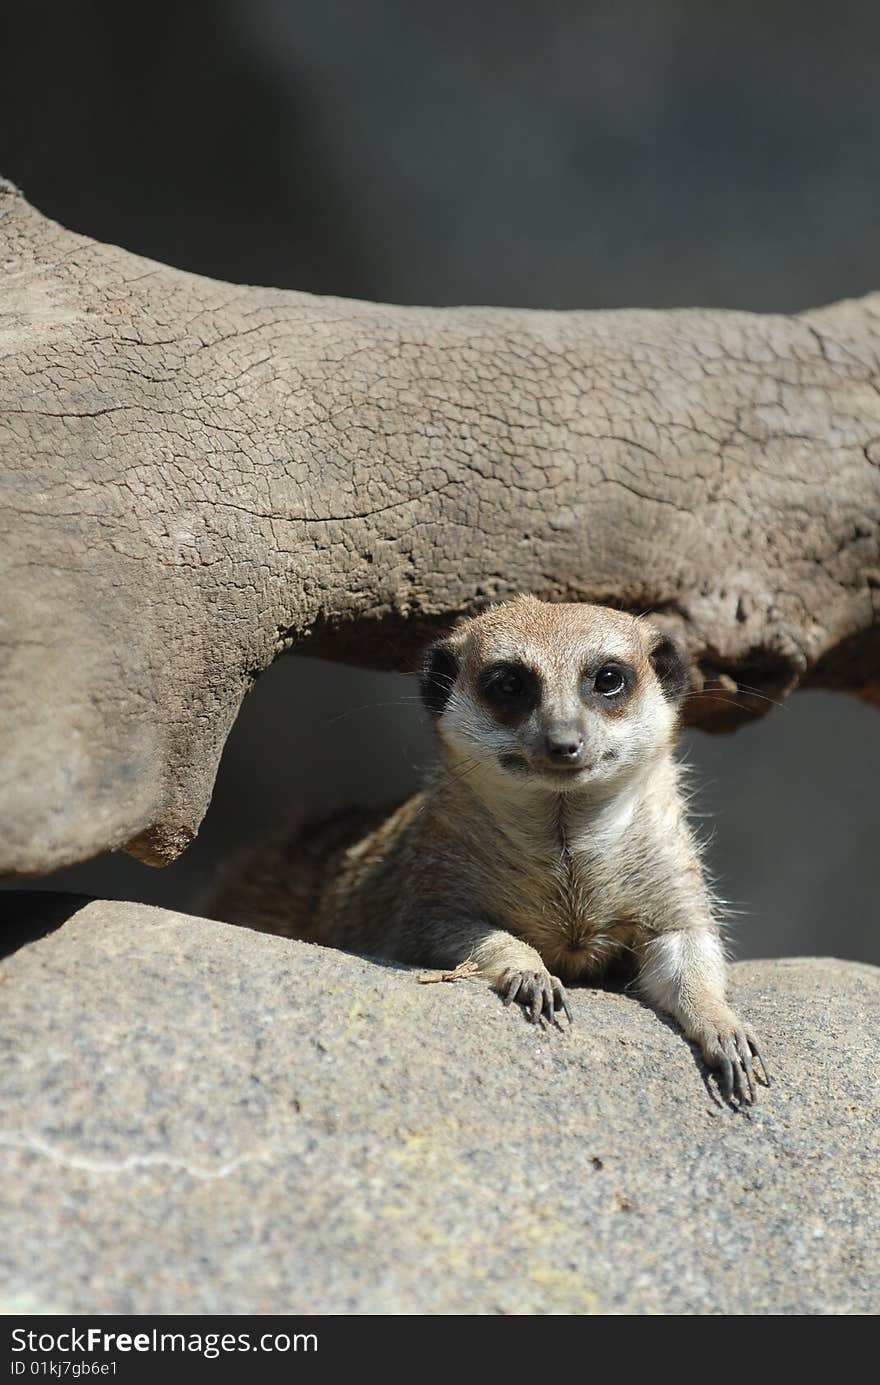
[
  {"left": 637, "top": 928, "right": 768, "bottom": 1104},
  {"left": 425, "top": 922, "right": 573, "bottom": 1026}
]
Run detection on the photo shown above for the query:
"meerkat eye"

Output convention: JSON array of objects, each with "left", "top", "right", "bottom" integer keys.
[
  {"left": 594, "top": 663, "right": 626, "bottom": 697},
  {"left": 490, "top": 669, "right": 525, "bottom": 699},
  {"left": 481, "top": 663, "right": 535, "bottom": 706}
]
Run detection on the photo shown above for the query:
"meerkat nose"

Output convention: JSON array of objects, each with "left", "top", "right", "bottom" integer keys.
[{"left": 544, "top": 730, "right": 585, "bottom": 763}]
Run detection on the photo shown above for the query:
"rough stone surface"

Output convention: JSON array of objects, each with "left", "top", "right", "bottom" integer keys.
[
  {"left": 0, "top": 894, "right": 876, "bottom": 1315},
  {"left": 2, "top": 179, "right": 880, "bottom": 874}
]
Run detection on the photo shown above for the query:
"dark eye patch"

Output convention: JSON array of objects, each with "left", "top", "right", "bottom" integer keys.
[
  {"left": 479, "top": 662, "right": 539, "bottom": 718},
  {"left": 649, "top": 634, "right": 689, "bottom": 704},
  {"left": 420, "top": 639, "right": 460, "bottom": 718},
  {"left": 582, "top": 660, "right": 635, "bottom": 705}
]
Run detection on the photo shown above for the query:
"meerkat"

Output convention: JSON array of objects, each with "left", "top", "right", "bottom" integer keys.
[{"left": 211, "top": 595, "right": 768, "bottom": 1105}]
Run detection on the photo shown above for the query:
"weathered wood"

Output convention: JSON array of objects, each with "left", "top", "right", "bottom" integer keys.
[{"left": 1, "top": 180, "right": 878, "bottom": 872}]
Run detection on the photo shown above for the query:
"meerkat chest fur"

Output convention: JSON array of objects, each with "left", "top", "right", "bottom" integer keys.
[{"left": 428, "top": 758, "right": 684, "bottom": 981}]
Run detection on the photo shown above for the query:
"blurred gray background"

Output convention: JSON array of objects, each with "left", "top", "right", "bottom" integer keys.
[{"left": 2, "top": 0, "right": 878, "bottom": 961}]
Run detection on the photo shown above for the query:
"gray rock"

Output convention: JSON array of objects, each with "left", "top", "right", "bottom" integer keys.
[{"left": 0, "top": 895, "right": 877, "bottom": 1315}]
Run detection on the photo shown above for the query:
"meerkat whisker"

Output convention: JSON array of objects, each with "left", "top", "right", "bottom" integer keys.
[
  {"left": 682, "top": 689, "right": 788, "bottom": 711},
  {"left": 325, "top": 698, "right": 431, "bottom": 726}
]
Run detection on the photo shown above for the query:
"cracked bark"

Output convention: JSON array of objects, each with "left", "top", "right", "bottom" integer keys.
[{"left": 1, "top": 179, "right": 878, "bottom": 874}]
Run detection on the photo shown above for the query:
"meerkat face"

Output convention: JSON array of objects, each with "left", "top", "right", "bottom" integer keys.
[{"left": 420, "top": 596, "right": 688, "bottom": 795}]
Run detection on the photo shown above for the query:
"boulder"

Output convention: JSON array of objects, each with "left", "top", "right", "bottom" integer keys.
[{"left": 0, "top": 894, "right": 876, "bottom": 1314}]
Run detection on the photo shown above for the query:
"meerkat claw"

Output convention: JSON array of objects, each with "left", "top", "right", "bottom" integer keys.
[
  {"left": 716, "top": 1054, "right": 735, "bottom": 1103},
  {"left": 748, "top": 1036, "right": 771, "bottom": 1087},
  {"left": 711, "top": 1030, "right": 765, "bottom": 1107},
  {"left": 724, "top": 1038, "right": 752, "bottom": 1106},
  {"left": 542, "top": 985, "right": 555, "bottom": 1023},
  {"left": 530, "top": 981, "right": 544, "bottom": 1024},
  {"left": 554, "top": 980, "right": 574, "bottom": 1025},
  {"left": 735, "top": 1032, "right": 757, "bottom": 1102},
  {"left": 502, "top": 973, "right": 523, "bottom": 1007},
  {"left": 733, "top": 1062, "right": 753, "bottom": 1107},
  {"left": 500, "top": 969, "right": 571, "bottom": 1027}
]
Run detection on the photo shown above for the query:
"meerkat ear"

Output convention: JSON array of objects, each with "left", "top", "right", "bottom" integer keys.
[
  {"left": 649, "top": 633, "right": 689, "bottom": 704},
  {"left": 420, "top": 638, "right": 461, "bottom": 718}
]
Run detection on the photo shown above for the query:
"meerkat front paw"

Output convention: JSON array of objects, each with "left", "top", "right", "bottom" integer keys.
[
  {"left": 499, "top": 967, "right": 573, "bottom": 1027},
  {"left": 700, "top": 1020, "right": 770, "bottom": 1106}
]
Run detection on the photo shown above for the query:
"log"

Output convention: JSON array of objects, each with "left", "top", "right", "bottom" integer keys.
[{"left": 1, "top": 179, "right": 878, "bottom": 873}]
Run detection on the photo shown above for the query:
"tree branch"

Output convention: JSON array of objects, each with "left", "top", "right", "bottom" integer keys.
[{"left": 1, "top": 179, "right": 878, "bottom": 873}]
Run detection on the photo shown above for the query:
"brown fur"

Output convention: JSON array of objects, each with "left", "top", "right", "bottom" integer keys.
[{"left": 210, "top": 596, "right": 768, "bottom": 1104}]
